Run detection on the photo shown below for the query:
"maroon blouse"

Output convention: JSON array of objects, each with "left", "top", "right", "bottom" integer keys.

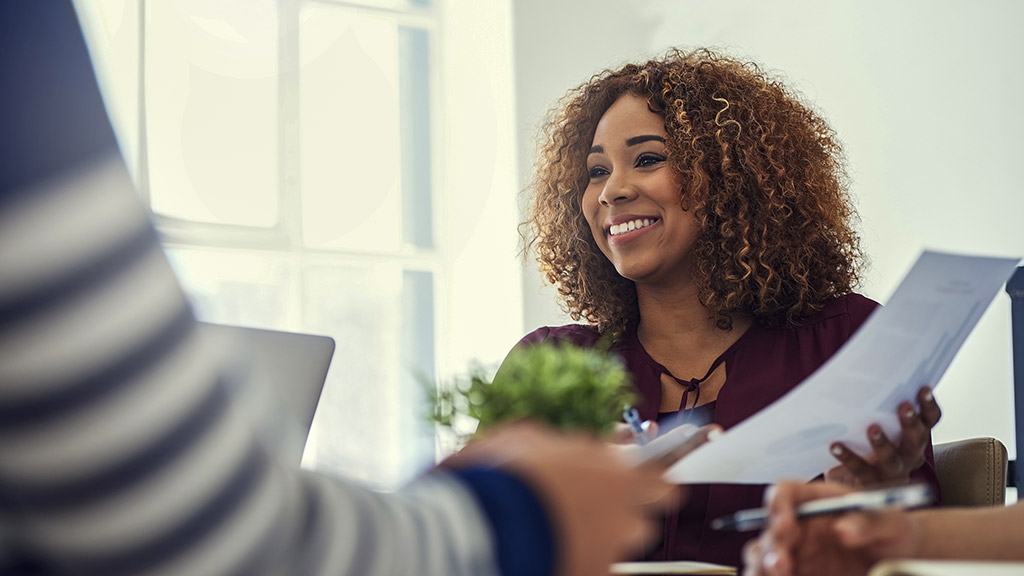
[{"left": 510, "top": 293, "right": 941, "bottom": 567}]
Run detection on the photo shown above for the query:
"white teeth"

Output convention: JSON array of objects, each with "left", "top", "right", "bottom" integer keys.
[{"left": 609, "top": 218, "right": 655, "bottom": 236}]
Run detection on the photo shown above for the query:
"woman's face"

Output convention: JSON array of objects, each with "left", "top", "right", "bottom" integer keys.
[{"left": 582, "top": 93, "right": 699, "bottom": 287}]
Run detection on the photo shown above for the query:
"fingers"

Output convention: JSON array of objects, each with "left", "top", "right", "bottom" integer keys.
[
  {"left": 830, "top": 385, "right": 944, "bottom": 485},
  {"left": 754, "top": 481, "right": 853, "bottom": 576},
  {"left": 895, "top": 401, "right": 928, "bottom": 468},
  {"left": 831, "top": 424, "right": 907, "bottom": 485},
  {"left": 866, "top": 424, "right": 905, "bottom": 479},
  {"left": 823, "top": 464, "right": 858, "bottom": 487},
  {"left": 917, "top": 386, "right": 941, "bottom": 428},
  {"left": 828, "top": 442, "right": 875, "bottom": 485},
  {"left": 742, "top": 538, "right": 769, "bottom": 576},
  {"left": 762, "top": 483, "right": 807, "bottom": 551},
  {"left": 607, "top": 420, "right": 660, "bottom": 445},
  {"left": 832, "top": 508, "right": 914, "bottom": 553},
  {"left": 766, "top": 481, "right": 851, "bottom": 546},
  {"left": 646, "top": 424, "right": 721, "bottom": 469},
  {"left": 832, "top": 512, "right": 880, "bottom": 548}
]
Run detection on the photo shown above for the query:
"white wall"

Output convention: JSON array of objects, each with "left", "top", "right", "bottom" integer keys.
[{"left": 512, "top": 0, "right": 1024, "bottom": 456}]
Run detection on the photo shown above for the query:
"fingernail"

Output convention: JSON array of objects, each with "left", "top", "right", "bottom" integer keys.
[
  {"left": 707, "top": 428, "right": 723, "bottom": 442},
  {"left": 764, "top": 550, "right": 779, "bottom": 569},
  {"left": 835, "top": 516, "right": 859, "bottom": 541},
  {"left": 903, "top": 407, "right": 915, "bottom": 420},
  {"left": 831, "top": 444, "right": 844, "bottom": 457},
  {"left": 870, "top": 426, "right": 883, "bottom": 441},
  {"left": 923, "top": 389, "right": 934, "bottom": 402},
  {"left": 641, "top": 421, "right": 651, "bottom": 432}
]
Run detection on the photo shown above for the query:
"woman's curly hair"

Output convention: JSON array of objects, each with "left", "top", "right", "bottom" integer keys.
[{"left": 525, "top": 48, "right": 864, "bottom": 335}]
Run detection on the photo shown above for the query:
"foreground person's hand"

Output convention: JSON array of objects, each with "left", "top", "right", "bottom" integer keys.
[
  {"left": 742, "top": 481, "right": 922, "bottom": 576},
  {"left": 443, "top": 421, "right": 678, "bottom": 576}
]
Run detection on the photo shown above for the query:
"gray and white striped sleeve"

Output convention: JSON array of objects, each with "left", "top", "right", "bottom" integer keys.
[
  {"left": 0, "top": 3, "right": 507, "bottom": 573},
  {"left": 0, "top": 154, "right": 501, "bottom": 576}
]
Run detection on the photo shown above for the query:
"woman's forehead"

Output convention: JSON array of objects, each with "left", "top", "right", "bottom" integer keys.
[{"left": 592, "top": 94, "right": 666, "bottom": 144}]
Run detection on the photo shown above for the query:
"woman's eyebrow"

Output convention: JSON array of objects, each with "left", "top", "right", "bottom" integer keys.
[
  {"left": 589, "top": 134, "right": 664, "bottom": 155},
  {"left": 625, "top": 134, "right": 666, "bottom": 147}
]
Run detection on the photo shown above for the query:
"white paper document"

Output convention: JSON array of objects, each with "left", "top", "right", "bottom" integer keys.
[{"left": 667, "top": 250, "right": 1020, "bottom": 484}]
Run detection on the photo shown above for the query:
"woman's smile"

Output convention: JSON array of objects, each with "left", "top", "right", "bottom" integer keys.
[{"left": 607, "top": 217, "right": 661, "bottom": 244}]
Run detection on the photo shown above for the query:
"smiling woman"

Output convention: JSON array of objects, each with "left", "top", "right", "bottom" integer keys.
[{"left": 503, "top": 48, "right": 943, "bottom": 567}]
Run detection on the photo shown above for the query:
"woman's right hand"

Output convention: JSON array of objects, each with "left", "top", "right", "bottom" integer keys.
[
  {"left": 608, "top": 419, "right": 660, "bottom": 444},
  {"left": 611, "top": 422, "right": 723, "bottom": 473}
]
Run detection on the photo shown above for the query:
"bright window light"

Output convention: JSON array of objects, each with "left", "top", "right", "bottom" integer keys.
[
  {"left": 146, "top": 0, "right": 280, "bottom": 227},
  {"left": 299, "top": 7, "right": 403, "bottom": 251}
]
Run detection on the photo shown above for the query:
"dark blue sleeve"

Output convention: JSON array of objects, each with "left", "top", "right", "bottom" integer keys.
[
  {"left": 0, "top": 0, "right": 120, "bottom": 199},
  {"left": 452, "top": 467, "right": 556, "bottom": 576}
]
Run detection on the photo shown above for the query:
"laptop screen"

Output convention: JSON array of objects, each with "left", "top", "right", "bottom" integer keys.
[{"left": 197, "top": 322, "right": 335, "bottom": 467}]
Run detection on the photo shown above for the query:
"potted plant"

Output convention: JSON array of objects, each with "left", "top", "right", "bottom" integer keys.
[{"left": 429, "top": 341, "right": 636, "bottom": 443}]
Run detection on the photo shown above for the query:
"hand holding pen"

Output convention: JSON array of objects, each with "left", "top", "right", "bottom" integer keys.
[
  {"left": 617, "top": 405, "right": 723, "bottom": 470},
  {"left": 623, "top": 406, "right": 650, "bottom": 445},
  {"left": 715, "top": 483, "right": 931, "bottom": 532},
  {"left": 742, "top": 481, "right": 931, "bottom": 576}
]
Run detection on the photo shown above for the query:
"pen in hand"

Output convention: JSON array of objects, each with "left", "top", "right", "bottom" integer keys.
[
  {"left": 623, "top": 406, "right": 649, "bottom": 446},
  {"left": 710, "top": 483, "right": 933, "bottom": 532}
]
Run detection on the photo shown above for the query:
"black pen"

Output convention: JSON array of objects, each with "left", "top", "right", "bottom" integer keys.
[{"left": 710, "top": 483, "right": 933, "bottom": 532}]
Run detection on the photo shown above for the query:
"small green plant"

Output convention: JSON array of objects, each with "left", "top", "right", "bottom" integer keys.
[{"left": 428, "top": 341, "right": 636, "bottom": 440}]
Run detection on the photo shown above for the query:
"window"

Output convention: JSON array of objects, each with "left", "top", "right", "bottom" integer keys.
[{"left": 76, "top": 0, "right": 523, "bottom": 490}]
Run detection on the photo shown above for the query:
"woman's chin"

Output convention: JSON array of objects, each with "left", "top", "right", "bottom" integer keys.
[{"left": 612, "top": 264, "right": 658, "bottom": 284}]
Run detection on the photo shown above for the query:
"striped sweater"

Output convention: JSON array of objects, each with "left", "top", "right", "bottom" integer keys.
[{"left": 0, "top": 2, "right": 552, "bottom": 575}]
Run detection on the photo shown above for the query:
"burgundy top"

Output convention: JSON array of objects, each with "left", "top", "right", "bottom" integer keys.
[{"left": 511, "top": 293, "right": 941, "bottom": 567}]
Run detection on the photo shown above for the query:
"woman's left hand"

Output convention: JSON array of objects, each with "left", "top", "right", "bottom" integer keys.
[{"left": 825, "top": 387, "right": 941, "bottom": 487}]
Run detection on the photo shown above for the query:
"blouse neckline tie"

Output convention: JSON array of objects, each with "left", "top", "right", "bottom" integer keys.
[{"left": 662, "top": 351, "right": 728, "bottom": 414}]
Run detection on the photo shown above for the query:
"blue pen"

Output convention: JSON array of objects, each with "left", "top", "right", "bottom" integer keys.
[{"left": 623, "top": 406, "right": 648, "bottom": 445}]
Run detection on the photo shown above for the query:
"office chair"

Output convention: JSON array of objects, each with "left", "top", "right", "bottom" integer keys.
[{"left": 933, "top": 437, "right": 1008, "bottom": 507}]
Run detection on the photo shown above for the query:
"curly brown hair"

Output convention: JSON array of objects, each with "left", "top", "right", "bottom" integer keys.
[{"left": 525, "top": 48, "right": 864, "bottom": 335}]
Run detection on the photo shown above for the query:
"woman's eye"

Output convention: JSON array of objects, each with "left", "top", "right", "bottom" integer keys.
[
  {"left": 635, "top": 153, "right": 665, "bottom": 168},
  {"left": 588, "top": 166, "right": 609, "bottom": 179}
]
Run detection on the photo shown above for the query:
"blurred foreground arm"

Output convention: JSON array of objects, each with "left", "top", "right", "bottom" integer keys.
[
  {"left": 742, "top": 481, "right": 1024, "bottom": 576},
  {"left": 0, "top": 3, "right": 669, "bottom": 575}
]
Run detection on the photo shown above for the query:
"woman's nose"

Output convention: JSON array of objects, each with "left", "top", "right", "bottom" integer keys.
[{"left": 598, "top": 174, "right": 639, "bottom": 206}]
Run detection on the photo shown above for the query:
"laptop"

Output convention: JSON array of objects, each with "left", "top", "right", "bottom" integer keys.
[{"left": 197, "top": 322, "right": 335, "bottom": 466}]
